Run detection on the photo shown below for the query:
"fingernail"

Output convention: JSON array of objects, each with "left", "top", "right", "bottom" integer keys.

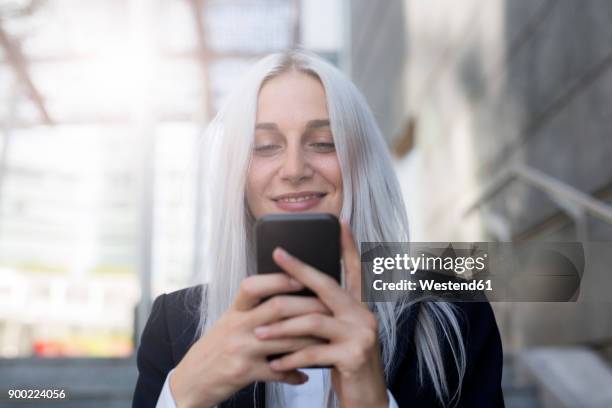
[
  {"left": 254, "top": 326, "right": 268, "bottom": 338},
  {"left": 275, "top": 247, "right": 289, "bottom": 260},
  {"left": 270, "top": 359, "right": 281, "bottom": 370},
  {"left": 289, "top": 278, "right": 303, "bottom": 289}
]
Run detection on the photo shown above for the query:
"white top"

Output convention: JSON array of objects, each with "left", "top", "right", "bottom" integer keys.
[{"left": 156, "top": 369, "right": 399, "bottom": 407}]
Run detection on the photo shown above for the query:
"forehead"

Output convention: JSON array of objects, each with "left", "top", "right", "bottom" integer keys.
[{"left": 256, "top": 71, "right": 329, "bottom": 125}]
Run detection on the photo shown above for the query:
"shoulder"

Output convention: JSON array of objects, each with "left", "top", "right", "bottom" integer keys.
[
  {"left": 161, "top": 284, "right": 204, "bottom": 323},
  {"left": 390, "top": 301, "right": 504, "bottom": 407},
  {"left": 132, "top": 285, "right": 205, "bottom": 407},
  {"left": 397, "top": 301, "right": 501, "bottom": 347},
  {"left": 451, "top": 301, "right": 503, "bottom": 371},
  {"left": 451, "top": 301, "right": 504, "bottom": 406},
  {"left": 417, "top": 301, "right": 503, "bottom": 372},
  {"left": 154, "top": 285, "right": 204, "bottom": 362},
  {"left": 138, "top": 285, "right": 204, "bottom": 367},
  {"left": 450, "top": 302, "right": 504, "bottom": 405},
  {"left": 441, "top": 301, "right": 500, "bottom": 341},
  {"left": 393, "top": 300, "right": 500, "bottom": 345},
  {"left": 453, "top": 301, "right": 503, "bottom": 368}
]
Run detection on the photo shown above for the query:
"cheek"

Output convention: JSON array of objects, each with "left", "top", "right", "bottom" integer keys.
[
  {"left": 319, "top": 157, "right": 343, "bottom": 215},
  {"left": 245, "top": 166, "right": 261, "bottom": 208},
  {"left": 322, "top": 156, "right": 342, "bottom": 193},
  {"left": 314, "top": 155, "right": 343, "bottom": 193},
  {"left": 246, "top": 160, "right": 275, "bottom": 203}
]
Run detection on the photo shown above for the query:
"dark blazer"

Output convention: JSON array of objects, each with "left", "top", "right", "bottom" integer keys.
[{"left": 132, "top": 285, "right": 504, "bottom": 407}]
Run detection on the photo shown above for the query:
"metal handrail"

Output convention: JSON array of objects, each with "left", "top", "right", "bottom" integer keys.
[{"left": 463, "top": 163, "right": 612, "bottom": 240}]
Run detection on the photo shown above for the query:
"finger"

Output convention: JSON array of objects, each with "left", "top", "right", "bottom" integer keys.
[
  {"left": 254, "top": 313, "right": 345, "bottom": 341},
  {"left": 232, "top": 274, "right": 304, "bottom": 311},
  {"left": 249, "top": 295, "right": 331, "bottom": 327},
  {"left": 253, "top": 336, "right": 327, "bottom": 355},
  {"left": 340, "top": 220, "right": 362, "bottom": 300},
  {"left": 273, "top": 247, "right": 353, "bottom": 313},
  {"left": 269, "top": 344, "right": 341, "bottom": 371}
]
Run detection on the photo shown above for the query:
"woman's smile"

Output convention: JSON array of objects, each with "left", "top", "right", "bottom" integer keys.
[{"left": 271, "top": 191, "right": 327, "bottom": 211}]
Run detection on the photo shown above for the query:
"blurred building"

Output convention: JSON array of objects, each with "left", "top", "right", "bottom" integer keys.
[
  {"left": 0, "top": 0, "right": 341, "bottom": 405},
  {"left": 347, "top": 0, "right": 612, "bottom": 406}
]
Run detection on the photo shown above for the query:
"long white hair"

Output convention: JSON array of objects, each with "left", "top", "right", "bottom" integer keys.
[{"left": 192, "top": 49, "right": 466, "bottom": 407}]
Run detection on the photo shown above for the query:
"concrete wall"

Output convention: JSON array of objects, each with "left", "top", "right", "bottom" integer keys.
[
  {"left": 348, "top": 0, "right": 612, "bottom": 349},
  {"left": 348, "top": 0, "right": 407, "bottom": 143}
]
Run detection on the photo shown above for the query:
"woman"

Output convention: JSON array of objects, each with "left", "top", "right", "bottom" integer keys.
[{"left": 132, "top": 50, "right": 504, "bottom": 408}]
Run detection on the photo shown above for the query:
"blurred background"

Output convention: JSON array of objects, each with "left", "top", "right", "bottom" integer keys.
[{"left": 1, "top": 0, "right": 611, "bottom": 407}]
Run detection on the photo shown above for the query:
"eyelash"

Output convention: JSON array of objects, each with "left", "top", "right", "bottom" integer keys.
[
  {"left": 253, "top": 142, "right": 335, "bottom": 153},
  {"left": 310, "top": 142, "right": 335, "bottom": 151},
  {"left": 254, "top": 144, "right": 280, "bottom": 152}
]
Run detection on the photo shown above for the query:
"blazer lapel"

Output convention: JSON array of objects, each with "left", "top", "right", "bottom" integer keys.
[
  {"left": 388, "top": 303, "right": 420, "bottom": 383},
  {"left": 255, "top": 382, "right": 266, "bottom": 408}
]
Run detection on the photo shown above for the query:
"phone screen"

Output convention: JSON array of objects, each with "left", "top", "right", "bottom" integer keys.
[{"left": 255, "top": 213, "right": 341, "bottom": 297}]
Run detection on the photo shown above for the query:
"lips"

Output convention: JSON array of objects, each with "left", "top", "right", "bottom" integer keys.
[{"left": 272, "top": 191, "right": 327, "bottom": 211}]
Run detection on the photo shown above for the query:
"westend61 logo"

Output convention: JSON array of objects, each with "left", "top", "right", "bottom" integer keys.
[{"left": 361, "top": 242, "right": 586, "bottom": 303}]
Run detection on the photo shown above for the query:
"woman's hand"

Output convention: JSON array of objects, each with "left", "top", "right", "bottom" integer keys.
[
  {"left": 254, "top": 220, "right": 389, "bottom": 408},
  {"left": 170, "top": 274, "right": 330, "bottom": 408}
]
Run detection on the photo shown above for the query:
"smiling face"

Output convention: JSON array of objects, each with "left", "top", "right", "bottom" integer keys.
[{"left": 246, "top": 71, "right": 343, "bottom": 219}]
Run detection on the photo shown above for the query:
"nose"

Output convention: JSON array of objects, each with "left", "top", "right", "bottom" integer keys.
[{"left": 279, "top": 144, "right": 313, "bottom": 184}]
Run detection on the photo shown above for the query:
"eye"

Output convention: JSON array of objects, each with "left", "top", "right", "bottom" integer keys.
[
  {"left": 253, "top": 144, "right": 282, "bottom": 155},
  {"left": 309, "top": 142, "right": 336, "bottom": 152}
]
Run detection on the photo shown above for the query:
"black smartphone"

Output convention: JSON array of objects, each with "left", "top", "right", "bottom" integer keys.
[
  {"left": 255, "top": 213, "right": 340, "bottom": 367},
  {"left": 255, "top": 213, "right": 341, "bottom": 297}
]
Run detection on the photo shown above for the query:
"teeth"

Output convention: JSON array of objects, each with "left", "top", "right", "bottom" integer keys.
[{"left": 279, "top": 195, "right": 319, "bottom": 203}]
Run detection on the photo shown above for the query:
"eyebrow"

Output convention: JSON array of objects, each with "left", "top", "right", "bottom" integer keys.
[{"left": 255, "top": 119, "right": 330, "bottom": 131}]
